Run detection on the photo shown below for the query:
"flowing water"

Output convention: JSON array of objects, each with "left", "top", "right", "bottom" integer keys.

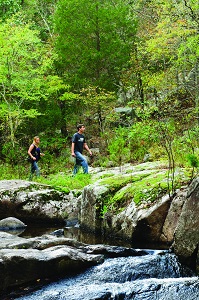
[
  {"left": 2, "top": 224, "right": 199, "bottom": 300},
  {"left": 15, "top": 250, "right": 198, "bottom": 300}
]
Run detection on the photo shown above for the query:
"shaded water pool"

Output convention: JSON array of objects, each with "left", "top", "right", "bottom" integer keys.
[{"left": 17, "top": 222, "right": 169, "bottom": 250}]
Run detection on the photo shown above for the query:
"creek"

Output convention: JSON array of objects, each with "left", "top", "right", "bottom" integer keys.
[
  {"left": 15, "top": 249, "right": 198, "bottom": 300},
  {"left": 5, "top": 224, "right": 198, "bottom": 300}
]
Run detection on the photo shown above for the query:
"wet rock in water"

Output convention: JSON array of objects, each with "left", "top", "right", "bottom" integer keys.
[
  {"left": 82, "top": 244, "right": 149, "bottom": 257},
  {"left": 64, "top": 277, "right": 199, "bottom": 300},
  {"left": 0, "top": 217, "right": 26, "bottom": 230},
  {"left": 50, "top": 229, "right": 64, "bottom": 236}
]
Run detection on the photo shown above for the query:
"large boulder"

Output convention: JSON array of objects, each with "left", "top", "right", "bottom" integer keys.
[
  {"left": 80, "top": 162, "right": 168, "bottom": 238},
  {"left": 111, "top": 193, "right": 172, "bottom": 242},
  {"left": 80, "top": 184, "right": 109, "bottom": 233},
  {"left": 0, "top": 245, "right": 103, "bottom": 292},
  {"left": 160, "top": 189, "right": 186, "bottom": 243},
  {"left": 80, "top": 164, "right": 173, "bottom": 242},
  {"left": 79, "top": 165, "right": 199, "bottom": 272},
  {"left": 0, "top": 180, "right": 80, "bottom": 224},
  {"left": 173, "top": 178, "right": 199, "bottom": 272}
]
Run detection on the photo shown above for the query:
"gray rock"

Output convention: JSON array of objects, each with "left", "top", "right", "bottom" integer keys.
[
  {"left": 80, "top": 184, "right": 109, "bottom": 232},
  {"left": 50, "top": 228, "right": 64, "bottom": 236},
  {"left": 0, "top": 245, "right": 103, "bottom": 292},
  {"left": 0, "top": 217, "right": 26, "bottom": 230},
  {"left": 111, "top": 193, "right": 172, "bottom": 242},
  {"left": 0, "top": 180, "right": 80, "bottom": 223},
  {"left": 0, "top": 231, "right": 157, "bottom": 293},
  {"left": 78, "top": 164, "right": 199, "bottom": 272},
  {"left": 80, "top": 171, "right": 172, "bottom": 242},
  {"left": 173, "top": 178, "right": 199, "bottom": 272},
  {"left": 0, "top": 232, "right": 104, "bottom": 292},
  {"left": 160, "top": 189, "right": 186, "bottom": 243},
  {"left": 58, "top": 277, "right": 199, "bottom": 300}
]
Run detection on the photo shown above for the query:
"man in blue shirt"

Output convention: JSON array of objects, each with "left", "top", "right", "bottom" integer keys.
[{"left": 71, "top": 124, "right": 92, "bottom": 174}]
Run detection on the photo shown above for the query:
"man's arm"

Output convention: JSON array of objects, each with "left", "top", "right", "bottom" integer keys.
[
  {"left": 84, "top": 143, "right": 92, "bottom": 156},
  {"left": 71, "top": 142, "right": 76, "bottom": 157}
]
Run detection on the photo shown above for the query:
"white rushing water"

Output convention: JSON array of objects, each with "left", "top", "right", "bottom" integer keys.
[{"left": 16, "top": 250, "right": 199, "bottom": 300}]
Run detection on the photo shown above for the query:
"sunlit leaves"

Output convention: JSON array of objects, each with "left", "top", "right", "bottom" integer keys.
[
  {"left": 0, "top": 17, "right": 45, "bottom": 95},
  {"left": 0, "top": 16, "right": 51, "bottom": 147},
  {"left": 0, "top": 0, "right": 22, "bottom": 21}
]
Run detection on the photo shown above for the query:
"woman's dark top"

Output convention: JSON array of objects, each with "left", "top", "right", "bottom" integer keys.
[{"left": 30, "top": 144, "right": 41, "bottom": 162}]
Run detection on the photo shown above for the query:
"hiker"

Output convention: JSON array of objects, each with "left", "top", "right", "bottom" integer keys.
[
  {"left": 71, "top": 124, "right": 92, "bottom": 174},
  {"left": 28, "top": 136, "right": 44, "bottom": 180}
]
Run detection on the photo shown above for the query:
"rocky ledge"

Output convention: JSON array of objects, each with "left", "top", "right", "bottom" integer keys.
[{"left": 0, "top": 180, "right": 79, "bottom": 223}]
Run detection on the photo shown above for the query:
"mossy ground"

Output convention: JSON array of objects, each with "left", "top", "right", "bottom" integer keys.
[{"left": 97, "top": 166, "right": 190, "bottom": 217}]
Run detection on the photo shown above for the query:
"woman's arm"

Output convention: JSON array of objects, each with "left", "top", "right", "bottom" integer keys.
[{"left": 28, "top": 144, "right": 36, "bottom": 160}]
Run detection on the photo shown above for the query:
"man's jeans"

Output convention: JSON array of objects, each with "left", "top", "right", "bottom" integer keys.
[{"left": 73, "top": 151, "right": 88, "bottom": 174}]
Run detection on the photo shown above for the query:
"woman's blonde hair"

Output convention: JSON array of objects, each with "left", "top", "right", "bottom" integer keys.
[{"left": 33, "top": 136, "right": 40, "bottom": 145}]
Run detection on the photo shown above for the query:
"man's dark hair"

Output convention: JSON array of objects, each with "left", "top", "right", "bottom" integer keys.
[{"left": 77, "top": 124, "right": 84, "bottom": 131}]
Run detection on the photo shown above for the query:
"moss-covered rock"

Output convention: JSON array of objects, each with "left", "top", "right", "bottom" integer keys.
[{"left": 0, "top": 180, "right": 79, "bottom": 224}]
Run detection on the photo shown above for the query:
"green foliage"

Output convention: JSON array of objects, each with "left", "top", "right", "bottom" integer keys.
[
  {"left": 99, "top": 174, "right": 134, "bottom": 189},
  {"left": 1, "top": 142, "right": 18, "bottom": 164},
  {"left": 99, "top": 172, "right": 154, "bottom": 217},
  {"left": 0, "top": 0, "right": 22, "bottom": 21},
  {"left": 54, "top": 0, "right": 137, "bottom": 90},
  {"left": 108, "top": 127, "right": 130, "bottom": 165},
  {"left": 0, "top": 160, "right": 91, "bottom": 191},
  {"left": 0, "top": 0, "right": 199, "bottom": 191},
  {"left": 187, "top": 154, "right": 199, "bottom": 169},
  {"left": 0, "top": 163, "right": 27, "bottom": 179},
  {"left": 128, "top": 121, "right": 159, "bottom": 161},
  {"left": 107, "top": 121, "right": 160, "bottom": 165},
  {"left": 170, "top": 126, "right": 199, "bottom": 167},
  {"left": 0, "top": 16, "right": 52, "bottom": 152},
  {"left": 99, "top": 167, "right": 191, "bottom": 218},
  {"left": 79, "top": 86, "right": 117, "bottom": 133}
]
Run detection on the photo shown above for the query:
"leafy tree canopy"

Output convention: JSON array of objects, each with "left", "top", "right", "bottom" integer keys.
[{"left": 54, "top": 0, "right": 138, "bottom": 91}]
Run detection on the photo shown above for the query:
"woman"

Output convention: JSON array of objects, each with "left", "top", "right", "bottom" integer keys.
[{"left": 28, "top": 136, "right": 44, "bottom": 180}]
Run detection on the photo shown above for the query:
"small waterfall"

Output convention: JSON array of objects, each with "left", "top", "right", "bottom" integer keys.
[{"left": 15, "top": 250, "right": 198, "bottom": 300}]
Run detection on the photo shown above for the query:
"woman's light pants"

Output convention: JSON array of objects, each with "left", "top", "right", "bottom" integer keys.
[{"left": 29, "top": 161, "right": 40, "bottom": 180}]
